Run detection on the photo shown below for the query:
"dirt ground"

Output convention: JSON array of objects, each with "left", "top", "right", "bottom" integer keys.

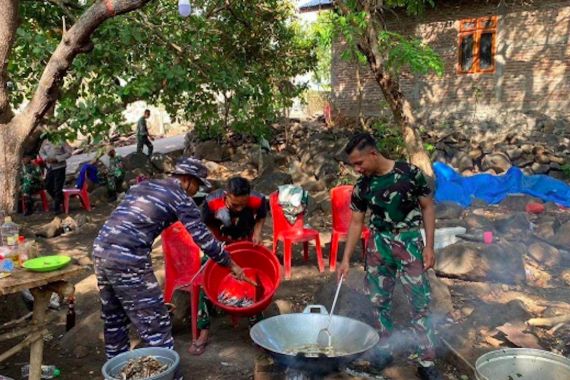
[{"left": 1, "top": 198, "right": 569, "bottom": 380}]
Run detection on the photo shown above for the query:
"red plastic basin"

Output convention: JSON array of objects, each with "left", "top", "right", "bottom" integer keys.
[{"left": 203, "top": 244, "right": 281, "bottom": 317}]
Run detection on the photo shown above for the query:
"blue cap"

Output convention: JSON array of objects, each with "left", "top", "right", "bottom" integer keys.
[{"left": 171, "top": 157, "right": 212, "bottom": 190}]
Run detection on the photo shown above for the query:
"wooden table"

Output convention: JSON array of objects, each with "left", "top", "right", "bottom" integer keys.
[{"left": 0, "top": 264, "right": 86, "bottom": 380}]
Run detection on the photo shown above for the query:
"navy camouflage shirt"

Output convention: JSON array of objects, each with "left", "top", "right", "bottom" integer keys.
[{"left": 93, "top": 178, "right": 230, "bottom": 267}]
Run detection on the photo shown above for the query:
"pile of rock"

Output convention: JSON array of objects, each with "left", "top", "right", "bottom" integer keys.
[
  {"left": 433, "top": 195, "right": 570, "bottom": 287},
  {"left": 424, "top": 116, "right": 569, "bottom": 179}
]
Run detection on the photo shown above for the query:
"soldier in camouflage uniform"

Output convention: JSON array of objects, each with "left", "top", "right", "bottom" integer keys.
[
  {"left": 337, "top": 133, "right": 441, "bottom": 380},
  {"left": 105, "top": 146, "right": 125, "bottom": 201},
  {"left": 93, "top": 157, "right": 246, "bottom": 380},
  {"left": 20, "top": 154, "right": 44, "bottom": 215}
]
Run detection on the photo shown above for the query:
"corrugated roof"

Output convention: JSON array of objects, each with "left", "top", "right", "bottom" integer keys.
[{"left": 298, "top": 0, "right": 333, "bottom": 12}]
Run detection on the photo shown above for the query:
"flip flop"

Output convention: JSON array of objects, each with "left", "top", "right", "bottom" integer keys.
[{"left": 188, "top": 341, "right": 207, "bottom": 356}]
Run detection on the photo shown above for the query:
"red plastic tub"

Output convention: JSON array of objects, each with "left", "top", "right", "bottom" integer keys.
[{"left": 203, "top": 243, "right": 281, "bottom": 317}]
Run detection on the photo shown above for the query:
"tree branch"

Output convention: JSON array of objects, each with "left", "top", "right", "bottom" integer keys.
[
  {"left": 14, "top": 0, "right": 155, "bottom": 141},
  {"left": 0, "top": 0, "right": 19, "bottom": 124}
]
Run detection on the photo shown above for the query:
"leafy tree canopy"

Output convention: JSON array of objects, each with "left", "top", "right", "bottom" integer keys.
[
  {"left": 9, "top": 0, "right": 316, "bottom": 143},
  {"left": 313, "top": 0, "right": 443, "bottom": 77}
]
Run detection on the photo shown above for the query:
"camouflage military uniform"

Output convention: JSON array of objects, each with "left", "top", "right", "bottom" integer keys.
[
  {"left": 351, "top": 161, "right": 436, "bottom": 366},
  {"left": 21, "top": 163, "right": 43, "bottom": 196},
  {"left": 106, "top": 155, "right": 125, "bottom": 199},
  {"left": 93, "top": 177, "right": 231, "bottom": 380},
  {"left": 136, "top": 116, "right": 153, "bottom": 156}
]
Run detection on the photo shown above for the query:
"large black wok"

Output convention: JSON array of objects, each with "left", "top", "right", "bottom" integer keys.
[{"left": 250, "top": 305, "right": 379, "bottom": 374}]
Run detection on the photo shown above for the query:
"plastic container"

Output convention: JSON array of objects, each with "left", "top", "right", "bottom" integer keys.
[
  {"left": 483, "top": 231, "right": 493, "bottom": 245},
  {"left": 475, "top": 348, "right": 570, "bottom": 380},
  {"left": 21, "top": 364, "right": 60, "bottom": 379},
  {"left": 203, "top": 243, "right": 281, "bottom": 317},
  {"left": 1, "top": 217, "right": 19, "bottom": 248},
  {"left": 421, "top": 227, "right": 467, "bottom": 250},
  {"left": 102, "top": 347, "right": 179, "bottom": 380},
  {"left": 0, "top": 253, "right": 15, "bottom": 273}
]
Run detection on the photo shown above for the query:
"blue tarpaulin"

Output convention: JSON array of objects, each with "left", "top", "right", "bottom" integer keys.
[{"left": 433, "top": 162, "right": 570, "bottom": 208}]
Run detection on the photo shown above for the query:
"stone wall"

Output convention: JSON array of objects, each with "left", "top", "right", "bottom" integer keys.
[{"left": 331, "top": 0, "right": 570, "bottom": 138}]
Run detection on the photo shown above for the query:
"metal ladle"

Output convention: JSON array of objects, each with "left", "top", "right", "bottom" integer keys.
[{"left": 317, "top": 274, "right": 344, "bottom": 348}]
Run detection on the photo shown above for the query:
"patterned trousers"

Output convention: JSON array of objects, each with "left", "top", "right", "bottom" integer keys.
[
  {"left": 94, "top": 257, "right": 183, "bottom": 379},
  {"left": 365, "top": 230, "right": 436, "bottom": 366}
]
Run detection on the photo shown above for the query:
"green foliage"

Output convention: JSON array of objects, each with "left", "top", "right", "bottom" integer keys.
[
  {"left": 372, "top": 120, "right": 406, "bottom": 158},
  {"left": 313, "top": 1, "right": 443, "bottom": 77},
  {"left": 423, "top": 142, "right": 435, "bottom": 154},
  {"left": 308, "top": 12, "right": 334, "bottom": 89},
  {"left": 9, "top": 0, "right": 316, "bottom": 142},
  {"left": 562, "top": 163, "right": 570, "bottom": 179},
  {"left": 377, "top": 31, "right": 443, "bottom": 76}
]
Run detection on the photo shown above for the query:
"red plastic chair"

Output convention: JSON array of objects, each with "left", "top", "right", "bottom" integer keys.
[
  {"left": 329, "top": 185, "right": 370, "bottom": 272},
  {"left": 19, "top": 189, "right": 49, "bottom": 214},
  {"left": 63, "top": 173, "right": 92, "bottom": 214},
  {"left": 162, "top": 222, "right": 203, "bottom": 342},
  {"left": 269, "top": 192, "right": 325, "bottom": 280}
]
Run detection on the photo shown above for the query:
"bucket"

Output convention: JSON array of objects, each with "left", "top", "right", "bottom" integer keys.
[
  {"left": 421, "top": 227, "right": 467, "bottom": 250},
  {"left": 475, "top": 348, "right": 570, "bottom": 380},
  {"left": 203, "top": 243, "right": 281, "bottom": 317},
  {"left": 102, "top": 347, "right": 180, "bottom": 380}
]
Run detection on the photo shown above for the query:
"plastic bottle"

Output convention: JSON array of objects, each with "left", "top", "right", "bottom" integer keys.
[
  {"left": 66, "top": 297, "right": 76, "bottom": 331},
  {"left": 1, "top": 217, "right": 19, "bottom": 248},
  {"left": 21, "top": 365, "right": 60, "bottom": 379}
]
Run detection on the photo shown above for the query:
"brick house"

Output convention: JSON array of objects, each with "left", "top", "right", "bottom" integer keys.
[{"left": 303, "top": 0, "right": 570, "bottom": 134}]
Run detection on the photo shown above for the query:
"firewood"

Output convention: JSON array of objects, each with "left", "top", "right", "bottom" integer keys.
[{"left": 527, "top": 314, "right": 570, "bottom": 327}]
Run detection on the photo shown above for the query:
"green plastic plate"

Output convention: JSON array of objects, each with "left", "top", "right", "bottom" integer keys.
[{"left": 23, "top": 255, "right": 71, "bottom": 272}]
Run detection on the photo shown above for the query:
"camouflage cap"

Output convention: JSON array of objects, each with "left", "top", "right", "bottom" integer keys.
[{"left": 171, "top": 157, "right": 212, "bottom": 190}]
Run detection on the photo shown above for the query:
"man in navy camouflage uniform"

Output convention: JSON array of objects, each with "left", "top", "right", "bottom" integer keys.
[
  {"left": 93, "top": 157, "right": 245, "bottom": 380},
  {"left": 337, "top": 133, "right": 441, "bottom": 380}
]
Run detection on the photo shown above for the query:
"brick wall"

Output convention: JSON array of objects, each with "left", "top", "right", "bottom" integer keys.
[{"left": 331, "top": 0, "right": 570, "bottom": 133}]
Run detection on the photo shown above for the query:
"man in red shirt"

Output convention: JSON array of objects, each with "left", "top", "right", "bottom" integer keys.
[
  {"left": 202, "top": 176, "right": 268, "bottom": 244},
  {"left": 188, "top": 177, "right": 267, "bottom": 355}
]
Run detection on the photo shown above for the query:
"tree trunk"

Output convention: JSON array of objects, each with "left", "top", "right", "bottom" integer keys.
[
  {"left": 372, "top": 70, "right": 433, "bottom": 176},
  {"left": 0, "top": 121, "right": 25, "bottom": 213},
  {"left": 361, "top": 12, "right": 433, "bottom": 177},
  {"left": 355, "top": 63, "right": 365, "bottom": 128},
  {"left": 0, "top": 0, "right": 19, "bottom": 123},
  {"left": 0, "top": 0, "right": 154, "bottom": 212},
  {"left": 332, "top": 0, "right": 433, "bottom": 177}
]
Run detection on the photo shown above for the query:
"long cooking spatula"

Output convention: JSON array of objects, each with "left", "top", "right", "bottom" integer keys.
[{"left": 317, "top": 274, "right": 344, "bottom": 348}]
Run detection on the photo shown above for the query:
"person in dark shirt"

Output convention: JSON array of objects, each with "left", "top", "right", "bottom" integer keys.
[
  {"left": 93, "top": 157, "right": 245, "bottom": 380},
  {"left": 187, "top": 177, "right": 267, "bottom": 354},
  {"left": 336, "top": 133, "right": 441, "bottom": 380},
  {"left": 202, "top": 176, "right": 267, "bottom": 244},
  {"left": 136, "top": 109, "right": 153, "bottom": 157}
]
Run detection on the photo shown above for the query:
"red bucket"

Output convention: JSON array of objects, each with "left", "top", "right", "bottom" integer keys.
[{"left": 203, "top": 243, "right": 281, "bottom": 317}]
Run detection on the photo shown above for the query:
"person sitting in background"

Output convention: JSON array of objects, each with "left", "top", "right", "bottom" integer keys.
[
  {"left": 105, "top": 145, "right": 125, "bottom": 201},
  {"left": 20, "top": 153, "right": 44, "bottom": 215},
  {"left": 76, "top": 161, "right": 100, "bottom": 190},
  {"left": 202, "top": 176, "right": 267, "bottom": 244}
]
